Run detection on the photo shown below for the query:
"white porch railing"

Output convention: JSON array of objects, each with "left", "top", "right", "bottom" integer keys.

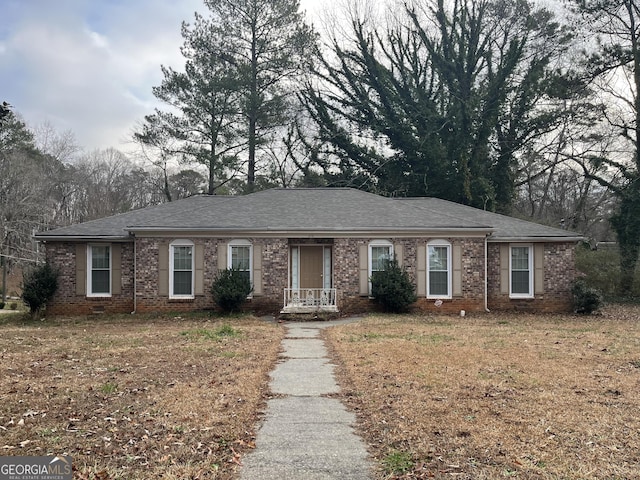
[{"left": 282, "top": 288, "right": 338, "bottom": 313}]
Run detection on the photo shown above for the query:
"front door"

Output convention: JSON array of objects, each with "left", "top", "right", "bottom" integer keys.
[
  {"left": 299, "top": 246, "right": 324, "bottom": 289},
  {"left": 290, "top": 245, "right": 332, "bottom": 290}
]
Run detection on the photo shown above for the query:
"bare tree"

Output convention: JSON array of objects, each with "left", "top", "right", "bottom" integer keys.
[{"left": 570, "top": 0, "right": 640, "bottom": 294}]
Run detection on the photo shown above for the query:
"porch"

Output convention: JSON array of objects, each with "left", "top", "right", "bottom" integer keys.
[{"left": 281, "top": 288, "right": 338, "bottom": 313}]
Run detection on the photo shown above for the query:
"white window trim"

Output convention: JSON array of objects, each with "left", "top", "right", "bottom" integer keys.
[
  {"left": 290, "top": 246, "right": 299, "bottom": 290},
  {"left": 509, "top": 244, "right": 534, "bottom": 299},
  {"left": 368, "top": 240, "right": 394, "bottom": 295},
  {"left": 427, "top": 240, "right": 452, "bottom": 299},
  {"left": 228, "top": 239, "right": 253, "bottom": 294},
  {"left": 323, "top": 246, "right": 332, "bottom": 290},
  {"left": 170, "top": 239, "right": 194, "bottom": 299},
  {"left": 87, "top": 244, "right": 112, "bottom": 297}
]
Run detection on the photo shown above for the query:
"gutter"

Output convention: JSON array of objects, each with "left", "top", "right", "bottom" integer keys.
[
  {"left": 124, "top": 227, "right": 496, "bottom": 238},
  {"left": 488, "top": 236, "right": 584, "bottom": 243},
  {"left": 485, "top": 233, "right": 491, "bottom": 313},
  {"left": 34, "top": 235, "right": 131, "bottom": 242},
  {"left": 131, "top": 232, "right": 137, "bottom": 315}
]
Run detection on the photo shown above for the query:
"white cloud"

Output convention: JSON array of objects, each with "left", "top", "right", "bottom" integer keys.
[
  {"left": 0, "top": 0, "right": 202, "bottom": 151},
  {"left": 0, "top": 0, "right": 323, "bottom": 153}
]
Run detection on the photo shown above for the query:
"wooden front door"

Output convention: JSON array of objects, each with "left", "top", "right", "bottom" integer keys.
[{"left": 299, "top": 246, "right": 324, "bottom": 289}]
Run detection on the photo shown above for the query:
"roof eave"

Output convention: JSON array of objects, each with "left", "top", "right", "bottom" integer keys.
[
  {"left": 488, "top": 235, "right": 584, "bottom": 243},
  {"left": 34, "top": 235, "right": 132, "bottom": 242},
  {"left": 124, "top": 226, "right": 495, "bottom": 236}
]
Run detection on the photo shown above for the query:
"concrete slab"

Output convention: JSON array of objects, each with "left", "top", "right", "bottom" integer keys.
[
  {"left": 285, "top": 325, "right": 320, "bottom": 338},
  {"left": 270, "top": 358, "right": 338, "bottom": 396},
  {"left": 281, "top": 338, "right": 327, "bottom": 358},
  {"left": 259, "top": 397, "right": 357, "bottom": 425},
  {"left": 242, "top": 398, "right": 371, "bottom": 480}
]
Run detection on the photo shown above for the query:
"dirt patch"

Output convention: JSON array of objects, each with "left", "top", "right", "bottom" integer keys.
[
  {"left": 0, "top": 313, "right": 284, "bottom": 479},
  {"left": 324, "top": 305, "right": 640, "bottom": 479}
]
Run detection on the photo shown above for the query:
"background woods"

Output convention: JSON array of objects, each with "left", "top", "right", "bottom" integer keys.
[{"left": 2, "top": 0, "right": 639, "bottom": 298}]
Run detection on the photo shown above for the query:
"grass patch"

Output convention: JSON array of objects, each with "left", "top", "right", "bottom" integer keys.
[
  {"left": 100, "top": 381, "right": 118, "bottom": 394},
  {"left": 382, "top": 450, "right": 414, "bottom": 475},
  {"left": 180, "top": 324, "right": 241, "bottom": 341}
]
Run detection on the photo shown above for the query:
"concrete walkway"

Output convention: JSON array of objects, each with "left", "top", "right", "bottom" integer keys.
[{"left": 240, "top": 320, "right": 373, "bottom": 480}]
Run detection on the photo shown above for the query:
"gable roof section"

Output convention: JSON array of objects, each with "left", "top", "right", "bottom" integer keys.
[{"left": 35, "top": 188, "right": 582, "bottom": 242}]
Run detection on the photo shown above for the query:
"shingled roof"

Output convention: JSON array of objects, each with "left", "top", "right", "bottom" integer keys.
[{"left": 35, "top": 188, "right": 582, "bottom": 242}]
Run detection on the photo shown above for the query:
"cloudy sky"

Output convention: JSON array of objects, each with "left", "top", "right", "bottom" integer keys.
[{"left": 0, "top": 0, "right": 324, "bottom": 153}]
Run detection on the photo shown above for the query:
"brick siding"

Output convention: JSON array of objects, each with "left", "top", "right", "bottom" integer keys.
[
  {"left": 44, "top": 236, "right": 577, "bottom": 316},
  {"left": 487, "top": 242, "right": 575, "bottom": 312},
  {"left": 45, "top": 242, "right": 134, "bottom": 316}
]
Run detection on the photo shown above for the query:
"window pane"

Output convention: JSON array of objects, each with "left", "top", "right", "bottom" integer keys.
[
  {"left": 91, "top": 270, "right": 110, "bottom": 294},
  {"left": 429, "top": 246, "right": 448, "bottom": 271},
  {"left": 92, "top": 246, "right": 110, "bottom": 269},
  {"left": 173, "top": 246, "right": 192, "bottom": 270},
  {"left": 173, "top": 271, "right": 192, "bottom": 295},
  {"left": 512, "top": 271, "right": 530, "bottom": 294},
  {"left": 371, "top": 246, "right": 391, "bottom": 272},
  {"left": 429, "top": 271, "right": 448, "bottom": 296},
  {"left": 232, "top": 246, "right": 250, "bottom": 271},
  {"left": 238, "top": 270, "right": 250, "bottom": 285},
  {"left": 511, "top": 247, "right": 529, "bottom": 270}
]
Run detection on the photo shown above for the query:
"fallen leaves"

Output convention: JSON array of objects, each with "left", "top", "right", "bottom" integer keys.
[
  {"left": 326, "top": 305, "right": 640, "bottom": 479},
  {"left": 0, "top": 314, "right": 284, "bottom": 479}
]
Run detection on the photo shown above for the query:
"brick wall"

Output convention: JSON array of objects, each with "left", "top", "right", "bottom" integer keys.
[
  {"left": 333, "top": 237, "right": 487, "bottom": 314},
  {"left": 44, "top": 237, "right": 577, "bottom": 316},
  {"left": 134, "top": 237, "right": 288, "bottom": 314},
  {"left": 487, "top": 242, "right": 576, "bottom": 312},
  {"left": 45, "top": 242, "right": 134, "bottom": 316}
]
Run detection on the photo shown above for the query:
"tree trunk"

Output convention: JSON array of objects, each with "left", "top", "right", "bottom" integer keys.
[{"left": 247, "top": 13, "right": 258, "bottom": 192}]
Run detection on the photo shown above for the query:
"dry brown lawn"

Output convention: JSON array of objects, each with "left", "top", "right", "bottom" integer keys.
[
  {"left": 325, "top": 305, "right": 640, "bottom": 479},
  {"left": 0, "top": 313, "right": 284, "bottom": 479},
  {"left": 2, "top": 307, "right": 640, "bottom": 480}
]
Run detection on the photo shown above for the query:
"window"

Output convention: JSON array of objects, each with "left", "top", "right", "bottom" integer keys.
[
  {"left": 88, "top": 245, "right": 111, "bottom": 296},
  {"left": 368, "top": 240, "right": 393, "bottom": 294},
  {"left": 228, "top": 240, "right": 252, "bottom": 286},
  {"left": 428, "top": 241, "right": 451, "bottom": 298},
  {"left": 510, "top": 245, "right": 533, "bottom": 298},
  {"left": 170, "top": 240, "right": 194, "bottom": 298}
]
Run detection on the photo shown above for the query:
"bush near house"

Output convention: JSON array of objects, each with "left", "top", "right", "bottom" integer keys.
[
  {"left": 575, "top": 243, "right": 640, "bottom": 301},
  {"left": 21, "top": 263, "right": 58, "bottom": 315},
  {"left": 572, "top": 279, "right": 603, "bottom": 314},
  {"left": 211, "top": 267, "right": 253, "bottom": 313},
  {"left": 370, "top": 258, "right": 417, "bottom": 313}
]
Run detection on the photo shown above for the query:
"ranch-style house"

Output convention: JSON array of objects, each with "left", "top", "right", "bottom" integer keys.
[{"left": 35, "top": 188, "right": 583, "bottom": 316}]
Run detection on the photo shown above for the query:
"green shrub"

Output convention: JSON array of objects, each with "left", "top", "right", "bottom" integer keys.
[
  {"left": 575, "top": 243, "right": 640, "bottom": 301},
  {"left": 370, "top": 257, "right": 417, "bottom": 313},
  {"left": 572, "top": 279, "right": 603, "bottom": 314},
  {"left": 211, "top": 268, "right": 253, "bottom": 313},
  {"left": 21, "top": 263, "right": 59, "bottom": 315},
  {"left": 9, "top": 302, "right": 17, "bottom": 310},
  {"left": 0, "top": 301, "right": 4, "bottom": 309}
]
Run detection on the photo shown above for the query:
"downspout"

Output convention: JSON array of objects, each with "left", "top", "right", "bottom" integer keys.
[
  {"left": 484, "top": 233, "right": 491, "bottom": 312},
  {"left": 131, "top": 233, "right": 137, "bottom": 314}
]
